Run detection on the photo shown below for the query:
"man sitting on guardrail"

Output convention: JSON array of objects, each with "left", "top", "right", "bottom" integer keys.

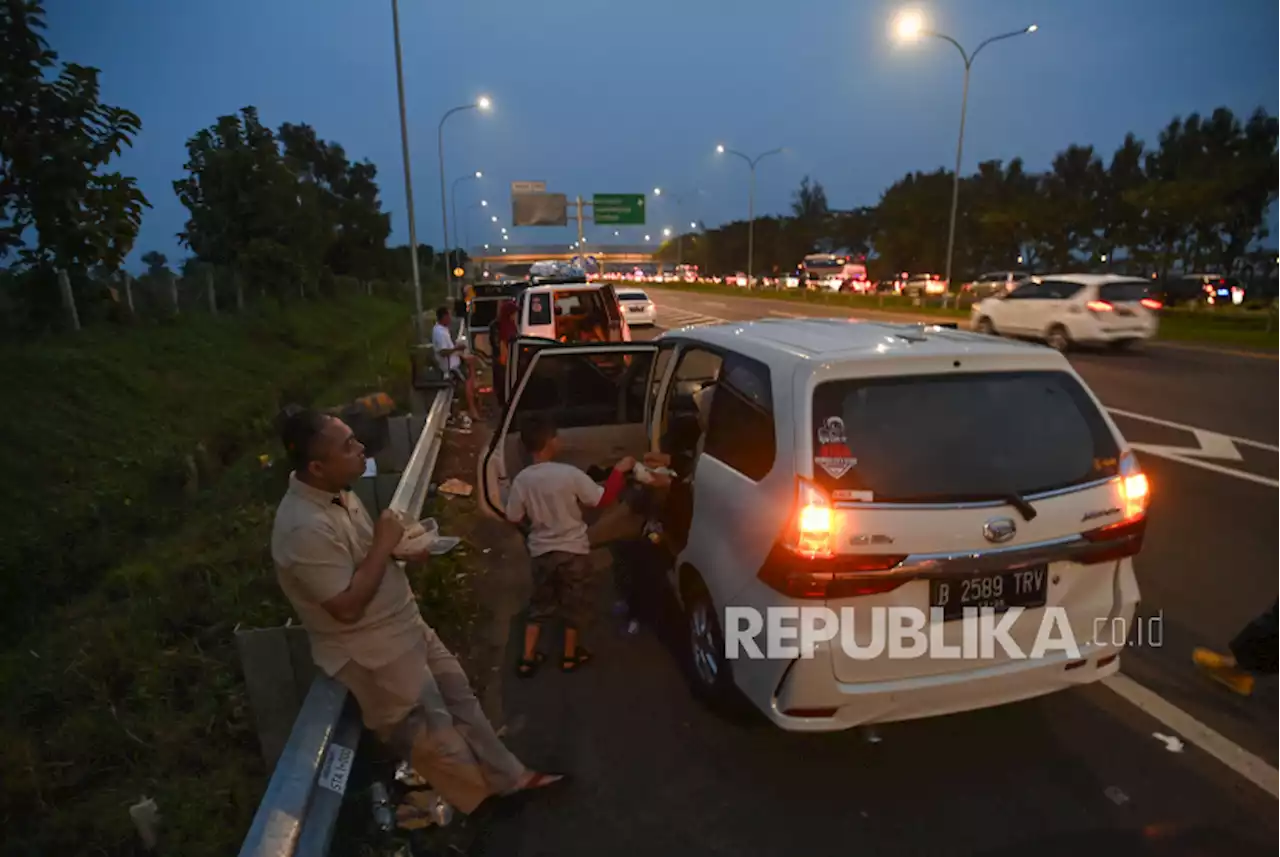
[{"left": 271, "top": 407, "right": 566, "bottom": 818}]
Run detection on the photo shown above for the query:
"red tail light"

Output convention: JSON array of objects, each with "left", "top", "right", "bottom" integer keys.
[
  {"left": 1140, "top": 298, "right": 1163, "bottom": 310},
  {"left": 1086, "top": 300, "right": 1114, "bottom": 313},
  {"left": 758, "top": 480, "right": 907, "bottom": 599},
  {"left": 1081, "top": 451, "right": 1149, "bottom": 561}
]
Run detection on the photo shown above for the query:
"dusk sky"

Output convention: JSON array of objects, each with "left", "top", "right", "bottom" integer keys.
[{"left": 50, "top": 0, "right": 1279, "bottom": 269}]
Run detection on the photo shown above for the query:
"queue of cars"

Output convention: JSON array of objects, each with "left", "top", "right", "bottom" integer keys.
[{"left": 478, "top": 314, "right": 1148, "bottom": 731}]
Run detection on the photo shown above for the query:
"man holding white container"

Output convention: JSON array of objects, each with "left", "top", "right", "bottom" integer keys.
[{"left": 270, "top": 407, "right": 564, "bottom": 818}]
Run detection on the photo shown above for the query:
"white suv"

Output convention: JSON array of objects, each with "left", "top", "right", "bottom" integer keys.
[
  {"left": 480, "top": 319, "right": 1147, "bottom": 732},
  {"left": 970, "top": 274, "right": 1161, "bottom": 351}
]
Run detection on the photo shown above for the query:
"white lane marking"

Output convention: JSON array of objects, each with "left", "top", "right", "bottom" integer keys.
[
  {"left": 768, "top": 309, "right": 805, "bottom": 318},
  {"left": 1106, "top": 407, "right": 1278, "bottom": 488},
  {"left": 1103, "top": 673, "right": 1279, "bottom": 799},
  {"left": 1128, "top": 452, "right": 1278, "bottom": 489},
  {"left": 1107, "top": 407, "right": 1278, "bottom": 452}
]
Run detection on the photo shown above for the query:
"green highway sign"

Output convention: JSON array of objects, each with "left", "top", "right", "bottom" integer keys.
[{"left": 593, "top": 193, "right": 646, "bottom": 225}]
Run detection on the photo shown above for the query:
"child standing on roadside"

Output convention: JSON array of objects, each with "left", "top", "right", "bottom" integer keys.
[{"left": 505, "top": 413, "right": 634, "bottom": 676}]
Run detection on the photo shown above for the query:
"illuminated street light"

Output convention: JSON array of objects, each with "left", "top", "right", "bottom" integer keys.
[
  {"left": 501, "top": 247, "right": 507, "bottom": 253},
  {"left": 893, "top": 10, "right": 1037, "bottom": 295},
  {"left": 644, "top": 234, "right": 651, "bottom": 242},
  {"left": 894, "top": 9, "right": 924, "bottom": 41},
  {"left": 663, "top": 228, "right": 672, "bottom": 237},
  {"left": 491, "top": 215, "right": 498, "bottom": 222},
  {"left": 653, "top": 187, "right": 662, "bottom": 196},
  {"left": 1017, "top": 254, "right": 1024, "bottom": 264},
  {"left": 438, "top": 96, "right": 493, "bottom": 298},
  {"left": 614, "top": 230, "right": 620, "bottom": 236},
  {"left": 690, "top": 221, "right": 697, "bottom": 229},
  {"left": 1100, "top": 254, "right": 1108, "bottom": 262},
  {"left": 484, "top": 244, "right": 489, "bottom": 249},
  {"left": 716, "top": 144, "right": 784, "bottom": 282},
  {"left": 480, "top": 199, "right": 487, "bottom": 207}
]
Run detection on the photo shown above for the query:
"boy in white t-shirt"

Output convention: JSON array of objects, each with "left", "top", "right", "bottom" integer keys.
[
  {"left": 505, "top": 413, "right": 634, "bottom": 676},
  {"left": 432, "top": 306, "right": 479, "bottom": 423}
]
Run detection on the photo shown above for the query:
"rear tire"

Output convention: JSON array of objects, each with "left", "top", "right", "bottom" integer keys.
[
  {"left": 1046, "top": 324, "right": 1071, "bottom": 353},
  {"left": 684, "top": 581, "right": 738, "bottom": 713},
  {"left": 975, "top": 316, "right": 996, "bottom": 336}
]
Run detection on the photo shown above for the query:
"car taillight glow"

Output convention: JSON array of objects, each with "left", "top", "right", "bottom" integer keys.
[
  {"left": 1140, "top": 298, "right": 1163, "bottom": 310},
  {"left": 757, "top": 479, "right": 908, "bottom": 599},
  {"left": 1086, "top": 300, "right": 1114, "bottom": 312},
  {"left": 1080, "top": 451, "right": 1149, "bottom": 561}
]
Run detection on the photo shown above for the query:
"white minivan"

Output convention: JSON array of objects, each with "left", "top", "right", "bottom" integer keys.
[
  {"left": 480, "top": 319, "right": 1147, "bottom": 732},
  {"left": 971, "top": 274, "right": 1161, "bottom": 352}
]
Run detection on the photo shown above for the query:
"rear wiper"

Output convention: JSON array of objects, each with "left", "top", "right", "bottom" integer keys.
[{"left": 1001, "top": 492, "right": 1038, "bottom": 522}]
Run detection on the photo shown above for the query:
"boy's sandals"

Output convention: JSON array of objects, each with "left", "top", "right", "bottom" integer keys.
[
  {"left": 515, "top": 651, "right": 545, "bottom": 678},
  {"left": 561, "top": 647, "right": 592, "bottom": 672}
]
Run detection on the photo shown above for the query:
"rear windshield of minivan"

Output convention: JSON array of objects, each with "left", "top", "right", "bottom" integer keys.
[
  {"left": 1097, "top": 281, "right": 1151, "bottom": 303},
  {"left": 810, "top": 371, "right": 1119, "bottom": 502}
]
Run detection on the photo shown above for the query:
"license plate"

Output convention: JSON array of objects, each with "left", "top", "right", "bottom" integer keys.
[{"left": 929, "top": 565, "right": 1047, "bottom": 621}]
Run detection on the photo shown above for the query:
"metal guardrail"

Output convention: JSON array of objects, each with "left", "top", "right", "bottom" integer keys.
[{"left": 238, "top": 387, "right": 454, "bottom": 857}]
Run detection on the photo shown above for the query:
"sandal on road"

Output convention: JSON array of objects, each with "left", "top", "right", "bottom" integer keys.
[
  {"left": 515, "top": 651, "right": 545, "bottom": 678},
  {"left": 561, "top": 648, "right": 592, "bottom": 672}
]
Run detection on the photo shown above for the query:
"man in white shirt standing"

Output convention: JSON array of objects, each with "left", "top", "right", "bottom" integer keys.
[{"left": 432, "top": 306, "right": 479, "bottom": 425}]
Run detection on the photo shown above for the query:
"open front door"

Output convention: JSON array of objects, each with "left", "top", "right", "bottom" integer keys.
[{"left": 479, "top": 342, "right": 659, "bottom": 518}]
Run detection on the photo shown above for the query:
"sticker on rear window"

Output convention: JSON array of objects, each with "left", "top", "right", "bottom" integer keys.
[{"left": 815, "top": 416, "right": 858, "bottom": 480}]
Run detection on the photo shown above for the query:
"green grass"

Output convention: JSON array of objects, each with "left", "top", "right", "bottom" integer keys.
[
  {"left": 0, "top": 291, "right": 482, "bottom": 856},
  {"left": 0, "top": 294, "right": 417, "bottom": 642},
  {"left": 656, "top": 281, "right": 1278, "bottom": 349}
]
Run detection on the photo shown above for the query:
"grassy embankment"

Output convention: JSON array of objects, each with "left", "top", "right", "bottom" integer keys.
[
  {"left": 0, "top": 293, "right": 480, "bottom": 856},
  {"left": 660, "top": 281, "right": 1279, "bottom": 349}
]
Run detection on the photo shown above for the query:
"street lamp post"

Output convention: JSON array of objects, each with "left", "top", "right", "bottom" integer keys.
[
  {"left": 716, "top": 145, "right": 783, "bottom": 284},
  {"left": 438, "top": 97, "right": 490, "bottom": 299},
  {"left": 895, "top": 11, "right": 1036, "bottom": 294},
  {"left": 389, "top": 0, "right": 425, "bottom": 341},
  {"left": 451, "top": 171, "right": 482, "bottom": 253}
]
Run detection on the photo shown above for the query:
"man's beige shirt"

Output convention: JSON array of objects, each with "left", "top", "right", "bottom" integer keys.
[{"left": 271, "top": 473, "right": 425, "bottom": 675}]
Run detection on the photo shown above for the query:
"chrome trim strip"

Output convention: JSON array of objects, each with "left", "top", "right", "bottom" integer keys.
[
  {"left": 832, "top": 476, "right": 1115, "bottom": 511},
  {"left": 850, "top": 531, "right": 1136, "bottom": 582}
]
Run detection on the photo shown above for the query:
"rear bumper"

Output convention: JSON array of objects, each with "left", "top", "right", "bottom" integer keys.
[
  {"left": 1070, "top": 318, "right": 1158, "bottom": 343},
  {"left": 762, "top": 640, "right": 1128, "bottom": 732},
  {"left": 624, "top": 308, "right": 656, "bottom": 325}
]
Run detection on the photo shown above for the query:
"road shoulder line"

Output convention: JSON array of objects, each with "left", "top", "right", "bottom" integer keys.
[{"left": 1104, "top": 673, "right": 1279, "bottom": 799}]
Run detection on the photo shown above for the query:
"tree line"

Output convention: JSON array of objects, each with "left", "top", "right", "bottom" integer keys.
[
  {"left": 663, "top": 106, "right": 1279, "bottom": 287},
  {"left": 1, "top": 0, "right": 447, "bottom": 334}
]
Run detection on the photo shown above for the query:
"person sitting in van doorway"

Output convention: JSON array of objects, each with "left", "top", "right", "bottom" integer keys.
[
  {"left": 642, "top": 383, "right": 715, "bottom": 488},
  {"left": 432, "top": 306, "right": 480, "bottom": 426},
  {"left": 505, "top": 413, "right": 635, "bottom": 676},
  {"left": 636, "top": 383, "right": 715, "bottom": 563}
]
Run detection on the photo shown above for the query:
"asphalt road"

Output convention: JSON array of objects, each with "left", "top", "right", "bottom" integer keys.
[{"left": 476, "top": 287, "right": 1277, "bottom": 856}]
